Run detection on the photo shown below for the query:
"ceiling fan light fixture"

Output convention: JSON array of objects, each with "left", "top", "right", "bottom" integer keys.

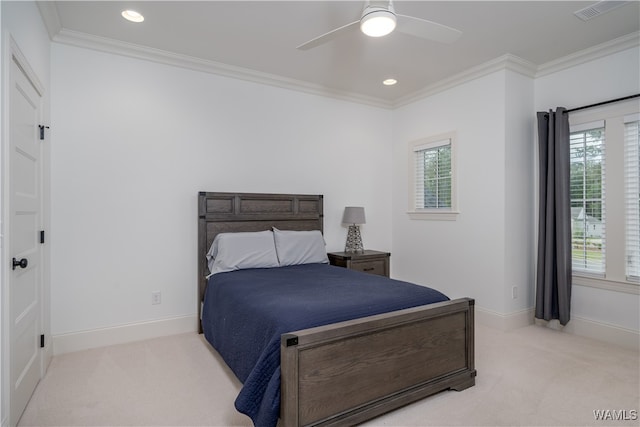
[{"left": 360, "top": 9, "right": 397, "bottom": 37}]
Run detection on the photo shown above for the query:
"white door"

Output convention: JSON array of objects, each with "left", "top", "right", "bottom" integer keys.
[{"left": 9, "top": 55, "right": 43, "bottom": 426}]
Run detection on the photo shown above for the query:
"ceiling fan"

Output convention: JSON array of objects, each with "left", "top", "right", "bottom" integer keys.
[{"left": 297, "top": 0, "right": 462, "bottom": 51}]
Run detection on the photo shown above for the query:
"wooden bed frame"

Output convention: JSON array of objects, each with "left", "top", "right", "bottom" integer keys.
[{"left": 198, "top": 192, "right": 476, "bottom": 427}]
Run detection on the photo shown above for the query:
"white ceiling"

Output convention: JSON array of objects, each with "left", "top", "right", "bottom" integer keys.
[{"left": 39, "top": 1, "right": 640, "bottom": 107}]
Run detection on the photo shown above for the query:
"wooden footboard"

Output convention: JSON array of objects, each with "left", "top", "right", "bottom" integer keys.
[{"left": 281, "top": 298, "right": 475, "bottom": 427}]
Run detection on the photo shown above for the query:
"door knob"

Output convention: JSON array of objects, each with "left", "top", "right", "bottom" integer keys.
[{"left": 12, "top": 257, "right": 28, "bottom": 270}]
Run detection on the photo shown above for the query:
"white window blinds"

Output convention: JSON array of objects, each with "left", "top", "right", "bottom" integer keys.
[
  {"left": 413, "top": 139, "right": 451, "bottom": 210},
  {"left": 570, "top": 121, "right": 606, "bottom": 275},
  {"left": 624, "top": 115, "right": 640, "bottom": 281}
]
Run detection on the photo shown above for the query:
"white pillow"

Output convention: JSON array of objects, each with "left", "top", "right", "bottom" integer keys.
[
  {"left": 206, "top": 230, "right": 279, "bottom": 276},
  {"left": 273, "top": 228, "right": 329, "bottom": 266}
]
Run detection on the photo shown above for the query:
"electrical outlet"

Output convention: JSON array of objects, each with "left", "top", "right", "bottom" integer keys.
[
  {"left": 152, "top": 291, "right": 161, "bottom": 305},
  {"left": 512, "top": 286, "right": 517, "bottom": 299}
]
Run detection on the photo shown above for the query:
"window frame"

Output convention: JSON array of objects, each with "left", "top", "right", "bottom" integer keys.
[
  {"left": 407, "top": 131, "right": 459, "bottom": 221},
  {"left": 567, "top": 101, "right": 640, "bottom": 294}
]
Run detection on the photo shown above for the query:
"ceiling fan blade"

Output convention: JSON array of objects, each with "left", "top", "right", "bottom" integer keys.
[
  {"left": 296, "top": 20, "right": 360, "bottom": 50},
  {"left": 396, "top": 14, "right": 462, "bottom": 44}
]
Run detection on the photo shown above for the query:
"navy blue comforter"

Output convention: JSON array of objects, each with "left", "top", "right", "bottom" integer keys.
[{"left": 201, "top": 263, "right": 448, "bottom": 427}]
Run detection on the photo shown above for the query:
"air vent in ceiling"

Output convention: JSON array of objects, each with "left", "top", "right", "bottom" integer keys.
[{"left": 574, "top": 1, "right": 629, "bottom": 21}]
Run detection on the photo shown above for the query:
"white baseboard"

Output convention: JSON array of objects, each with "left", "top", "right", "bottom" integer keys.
[
  {"left": 475, "top": 307, "right": 535, "bottom": 331},
  {"left": 52, "top": 315, "right": 199, "bottom": 355},
  {"left": 535, "top": 316, "right": 640, "bottom": 351},
  {"left": 52, "top": 308, "right": 639, "bottom": 355},
  {"left": 476, "top": 305, "right": 639, "bottom": 351}
]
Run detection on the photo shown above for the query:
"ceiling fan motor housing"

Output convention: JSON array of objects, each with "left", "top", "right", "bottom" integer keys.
[{"left": 360, "top": 5, "right": 397, "bottom": 37}]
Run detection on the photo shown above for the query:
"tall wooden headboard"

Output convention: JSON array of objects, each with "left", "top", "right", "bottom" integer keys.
[{"left": 197, "top": 192, "right": 324, "bottom": 331}]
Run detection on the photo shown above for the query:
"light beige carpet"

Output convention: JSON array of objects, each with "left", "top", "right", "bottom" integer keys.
[{"left": 18, "top": 324, "right": 639, "bottom": 427}]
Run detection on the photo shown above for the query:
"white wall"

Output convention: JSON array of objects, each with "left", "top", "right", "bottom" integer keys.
[
  {"left": 391, "top": 70, "right": 520, "bottom": 315},
  {"left": 535, "top": 46, "right": 640, "bottom": 333},
  {"left": 50, "top": 43, "right": 393, "bottom": 337},
  {"left": 390, "top": 45, "right": 640, "bottom": 339},
  {"left": 504, "top": 70, "right": 535, "bottom": 314},
  {"left": 49, "top": 29, "right": 639, "bottom": 349}
]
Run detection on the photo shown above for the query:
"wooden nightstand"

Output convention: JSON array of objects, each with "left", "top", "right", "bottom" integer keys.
[{"left": 327, "top": 250, "right": 390, "bottom": 277}]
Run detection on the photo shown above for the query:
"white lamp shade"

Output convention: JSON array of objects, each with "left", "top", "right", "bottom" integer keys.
[
  {"left": 360, "top": 9, "right": 396, "bottom": 37},
  {"left": 342, "top": 207, "right": 366, "bottom": 225}
]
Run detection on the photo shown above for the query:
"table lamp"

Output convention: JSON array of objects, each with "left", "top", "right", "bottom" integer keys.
[{"left": 342, "top": 206, "right": 366, "bottom": 253}]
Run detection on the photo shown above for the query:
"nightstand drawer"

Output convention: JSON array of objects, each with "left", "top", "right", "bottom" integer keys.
[
  {"left": 350, "top": 259, "right": 386, "bottom": 276},
  {"left": 327, "top": 250, "right": 390, "bottom": 277}
]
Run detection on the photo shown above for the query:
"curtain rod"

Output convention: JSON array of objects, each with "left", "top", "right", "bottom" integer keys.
[{"left": 566, "top": 94, "right": 640, "bottom": 113}]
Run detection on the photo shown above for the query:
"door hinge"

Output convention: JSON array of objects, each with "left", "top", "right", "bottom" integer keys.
[
  {"left": 40, "top": 334, "right": 45, "bottom": 348},
  {"left": 40, "top": 230, "right": 45, "bottom": 244},
  {"left": 39, "top": 125, "right": 49, "bottom": 140}
]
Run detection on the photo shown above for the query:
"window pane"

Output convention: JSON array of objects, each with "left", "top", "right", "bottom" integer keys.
[
  {"left": 417, "top": 144, "right": 451, "bottom": 209},
  {"left": 570, "top": 127, "right": 606, "bottom": 274},
  {"left": 625, "top": 121, "right": 640, "bottom": 280}
]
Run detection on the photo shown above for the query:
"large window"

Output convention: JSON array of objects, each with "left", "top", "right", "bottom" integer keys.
[
  {"left": 569, "top": 103, "right": 639, "bottom": 290},
  {"left": 408, "top": 132, "right": 458, "bottom": 220}
]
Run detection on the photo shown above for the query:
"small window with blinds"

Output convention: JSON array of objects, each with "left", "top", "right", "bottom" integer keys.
[
  {"left": 624, "top": 116, "right": 640, "bottom": 281},
  {"left": 570, "top": 121, "right": 606, "bottom": 275},
  {"left": 408, "top": 132, "right": 458, "bottom": 220}
]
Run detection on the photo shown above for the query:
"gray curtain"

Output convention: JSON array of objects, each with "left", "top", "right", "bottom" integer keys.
[{"left": 535, "top": 108, "right": 572, "bottom": 325}]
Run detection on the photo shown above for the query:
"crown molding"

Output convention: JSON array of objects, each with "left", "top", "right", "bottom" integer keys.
[
  {"left": 536, "top": 31, "right": 640, "bottom": 78},
  {"left": 393, "top": 32, "right": 639, "bottom": 108},
  {"left": 36, "top": 0, "right": 62, "bottom": 40},
  {"left": 52, "top": 29, "right": 393, "bottom": 109},
  {"left": 392, "top": 54, "right": 538, "bottom": 108},
  {"left": 53, "top": 26, "right": 538, "bottom": 111},
  {"left": 39, "top": 2, "right": 638, "bottom": 112}
]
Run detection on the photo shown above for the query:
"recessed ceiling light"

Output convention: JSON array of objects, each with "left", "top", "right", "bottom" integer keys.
[
  {"left": 121, "top": 10, "right": 144, "bottom": 23},
  {"left": 383, "top": 78, "right": 398, "bottom": 86}
]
